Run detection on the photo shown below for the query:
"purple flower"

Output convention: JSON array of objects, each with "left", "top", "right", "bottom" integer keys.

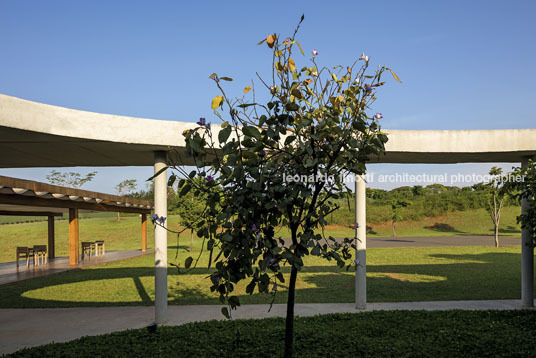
[
  {"left": 354, "top": 258, "right": 360, "bottom": 266},
  {"left": 284, "top": 39, "right": 291, "bottom": 44},
  {"left": 272, "top": 283, "right": 278, "bottom": 291},
  {"left": 197, "top": 117, "right": 206, "bottom": 126},
  {"left": 205, "top": 122, "right": 211, "bottom": 130},
  {"left": 269, "top": 258, "right": 280, "bottom": 268},
  {"left": 375, "top": 113, "right": 383, "bottom": 120},
  {"left": 206, "top": 175, "right": 214, "bottom": 182},
  {"left": 157, "top": 216, "right": 166, "bottom": 224},
  {"left": 365, "top": 84, "right": 372, "bottom": 93},
  {"left": 150, "top": 213, "right": 158, "bottom": 223},
  {"left": 258, "top": 150, "right": 266, "bottom": 158},
  {"left": 312, "top": 49, "right": 318, "bottom": 56},
  {"left": 251, "top": 224, "right": 259, "bottom": 233}
]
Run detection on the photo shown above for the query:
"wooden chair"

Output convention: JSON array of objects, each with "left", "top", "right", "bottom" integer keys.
[
  {"left": 16, "top": 247, "right": 32, "bottom": 268},
  {"left": 33, "top": 245, "right": 48, "bottom": 266},
  {"left": 95, "top": 240, "right": 105, "bottom": 256},
  {"left": 81, "top": 242, "right": 95, "bottom": 260}
]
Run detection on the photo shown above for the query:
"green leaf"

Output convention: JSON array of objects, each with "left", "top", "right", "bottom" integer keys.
[
  {"left": 221, "top": 307, "right": 230, "bottom": 319},
  {"left": 218, "top": 126, "right": 232, "bottom": 143},
  {"left": 211, "top": 96, "right": 224, "bottom": 110},
  {"left": 184, "top": 256, "right": 193, "bottom": 268},
  {"left": 242, "top": 126, "right": 261, "bottom": 139},
  {"left": 220, "top": 77, "right": 233, "bottom": 81}
]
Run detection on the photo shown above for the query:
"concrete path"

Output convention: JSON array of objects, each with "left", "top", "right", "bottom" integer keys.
[
  {"left": 366, "top": 235, "right": 521, "bottom": 248},
  {"left": 1, "top": 300, "right": 534, "bottom": 355}
]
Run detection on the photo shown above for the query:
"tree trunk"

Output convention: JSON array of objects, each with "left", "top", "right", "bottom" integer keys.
[
  {"left": 494, "top": 223, "right": 499, "bottom": 247},
  {"left": 392, "top": 221, "right": 396, "bottom": 237},
  {"left": 190, "top": 229, "right": 194, "bottom": 252},
  {"left": 117, "top": 212, "right": 121, "bottom": 221},
  {"left": 284, "top": 265, "right": 298, "bottom": 358}
]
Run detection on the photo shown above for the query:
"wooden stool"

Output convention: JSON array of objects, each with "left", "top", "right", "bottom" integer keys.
[
  {"left": 81, "top": 242, "right": 95, "bottom": 260},
  {"left": 16, "top": 247, "right": 31, "bottom": 268},
  {"left": 95, "top": 241, "right": 105, "bottom": 256},
  {"left": 33, "top": 245, "right": 48, "bottom": 266}
]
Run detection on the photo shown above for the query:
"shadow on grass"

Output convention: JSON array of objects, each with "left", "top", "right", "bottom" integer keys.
[
  {"left": 0, "top": 252, "right": 530, "bottom": 308},
  {"left": 425, "top": 223, "right": 465, "bottom": 234}
]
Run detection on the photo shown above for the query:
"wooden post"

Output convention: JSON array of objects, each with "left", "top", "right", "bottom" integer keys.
[
  {"left": 47, "top": 216, "right": 55, "bottom": 259},
  {"left": 69, "top": 208, "right": 79, "bottom": 265},
  {"left": 141, "top": 213, "right": 147, "bottom": 252}
]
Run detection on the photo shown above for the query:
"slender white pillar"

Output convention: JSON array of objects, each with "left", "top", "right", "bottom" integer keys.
[
  {"left": 154, "top": 151, "right": 168, "bottom": 324},
  {"left": 521, "top": 156, "right": 534, "bottom": 308},
  {"left": 355, "top": 174, "right": 367, "bottom": 309}
]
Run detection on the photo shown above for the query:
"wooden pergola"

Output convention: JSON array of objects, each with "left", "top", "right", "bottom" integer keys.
[{"left": 0, "top": 176, "right": 152, "bottom": 265}]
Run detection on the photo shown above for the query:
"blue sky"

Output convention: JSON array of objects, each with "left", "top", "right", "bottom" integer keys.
[{"left": 0, "top": 0, "right": 534, "bottom": 192}]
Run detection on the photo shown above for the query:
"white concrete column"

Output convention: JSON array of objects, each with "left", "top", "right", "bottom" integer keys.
[
  {"left": 521, "top": 156, "right": 534, "bottom": 308},
  {"left": 154, "top": 151, "right": 168, "bottom": 324},
  {"left": 355, "top": 174, "right": 367, "bottom": 309}
]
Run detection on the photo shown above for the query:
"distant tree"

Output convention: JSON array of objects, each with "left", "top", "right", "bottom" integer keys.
[
  {"left": 46, "top": 170, "right": 97, "bottom": 188},
  {"left": 485, "top": 167, "right": 509, "bottom": 247},
  {"left": 391, "top": 199, "right": 411, "bottom": 236},
  {"left": 115, "top": 179, "right": 138, "bottom": 221},
  {"left": 412, "top": 185, "right": 425, "bottom": 196},
  {"left": 175, "top": 177, "right": 220, "bottom": 252}
]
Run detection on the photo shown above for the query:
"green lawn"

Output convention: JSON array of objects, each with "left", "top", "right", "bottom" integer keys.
[
  {"left": 8, "top": 310, "right": 536, "bottom": 357},
  {"left": 1, "top": 243, "right": 534, "bottom": 308},
  {"left": 0, "top": 208, "right": 522, "bottom": 264}
]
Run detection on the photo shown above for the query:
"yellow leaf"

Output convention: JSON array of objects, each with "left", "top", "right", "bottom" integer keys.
[
  {"left": 211, "top": 96, "right": 223, "bottom": 110},
  {"left": 337, "top": 95, "right": 344, "bottom": 102},
  {"left": 295, "top": 41, "right": 305, "bottom": 56},
  {"left": 244, "top": 86, "right": 252, "bottom": 94},
  {"left": 288, "top": 58, "right": 296, "bottom": 72},
  {"left": 257, "top": 38, "right": 266, "bottom": 45},
  {"left": 388, "top": 68, "right": 402, "bottom": 82},
  {"left": 331, "top": 73, "right": 338, "bottom": 82},
  {"left": 266, "top": 34, "right": 276, "bottom": 48},
  {"left": 208, "top": 73, "right": 217, "bottom": 79}
]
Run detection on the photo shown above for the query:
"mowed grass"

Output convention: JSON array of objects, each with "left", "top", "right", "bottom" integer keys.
[
  {"left": 0, "top": 215, "right": 180, "bottom": 263},
  {"left": 275, "top": 206, "right": 522, "bottom": 239},
  {"left": 1, "top": 241, "right": 534, "bottom": 308},
  {"left": 0, "top": 208, "right": 521, "bottom": 264}
]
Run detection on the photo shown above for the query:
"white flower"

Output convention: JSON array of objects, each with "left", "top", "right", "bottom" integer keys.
[
  {"left": 365, "top": 56, "right": 369, "bottom": 62},
  {"left": 312, "top": 71, "right": 318, "bottom": 77},
  {"left": 354, "top": 78, "right": 360, "bottom": 84},
  {"left": 359, "top": 52, "right": 366, "bottom": 60}
]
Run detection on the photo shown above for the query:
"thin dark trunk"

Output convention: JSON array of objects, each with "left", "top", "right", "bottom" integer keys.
[
  {"left": 392, "top": 221, "right": 396, "bottom": 237},
  {"left": 190, "top": 229, "right": 194, "bottom": 252},
  {"left": 284, "top": 265, "right": 298, "bottom": 358}
]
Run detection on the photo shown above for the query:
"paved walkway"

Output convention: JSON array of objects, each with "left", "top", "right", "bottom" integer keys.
[
  {"left": 366, "top": 235, "right": 520, "bottom": 248},
  {"left": 0, "top": 250, "right": 154, "bottom": 285},
  {"left": 1, "top": 300, "right": 534, "bottom": 355}
]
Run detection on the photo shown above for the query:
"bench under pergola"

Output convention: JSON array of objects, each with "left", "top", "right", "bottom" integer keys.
[
  {"left": 1, "top": 93, "right": 535, "bottom": 325},
  {"left": 0, "top": 175, "right": 152, "bottom": 264}
]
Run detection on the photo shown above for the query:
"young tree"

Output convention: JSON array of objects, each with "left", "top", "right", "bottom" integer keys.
[
  {"left": 115, "top": 179, "right": 138, "bottom": 221},
  {"left": 167, "top": 18, "right": 398, "bottom": 357},
  {"left": 391, "top": 199, "right": 410, "bottom": 237},
  {"left": 175, "top": 177, "right": 219, "bottom": 252},
  {"left": 46, "top": 170, "right": 97, "bottom": 188},
  {"left": 485, "top": 167, "right": 508, "bottom": 247}
]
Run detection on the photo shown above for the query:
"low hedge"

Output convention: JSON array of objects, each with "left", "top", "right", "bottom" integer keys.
[{"left": 8, "top": 310, "right": 536, "bottom": 357}]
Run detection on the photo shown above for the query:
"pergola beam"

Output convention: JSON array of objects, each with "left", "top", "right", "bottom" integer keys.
[
  {"left": 0, "top": 210, "right": 62, "bottom": 216},
  {"left": 0, "top": 194, "right": 151, "bottom": 214}
]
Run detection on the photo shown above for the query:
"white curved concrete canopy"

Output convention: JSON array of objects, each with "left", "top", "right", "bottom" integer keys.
[{"left": 0, "top": 93, "right": 535, "bottom": 167}]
